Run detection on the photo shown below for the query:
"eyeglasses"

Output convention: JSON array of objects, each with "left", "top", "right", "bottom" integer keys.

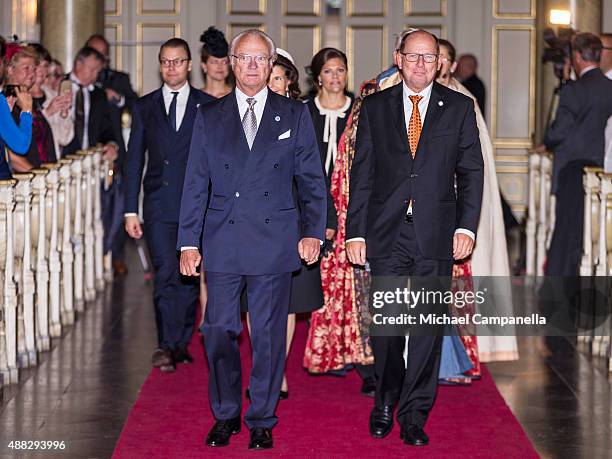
[
  {"left": 399, "top": 52, "right": 438, "bottom": 63},
  {"left": 231, "top": 54, "right": 271, "bottom": 66},
  {"left": 159, "top": 58, "right": 190, "bottom": 68}
]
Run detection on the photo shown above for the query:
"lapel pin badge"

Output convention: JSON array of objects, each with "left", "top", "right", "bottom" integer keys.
[
  {"left": 275, "top": 115, "right": 281, "bottom": 121},
  {"left": 438, "top": 100, "right": 444, "bottom": 107}
]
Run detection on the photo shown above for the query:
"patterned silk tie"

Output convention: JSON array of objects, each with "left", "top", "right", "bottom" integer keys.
[
  {"left": 242, "top": 97, "right": 257, "bottom": 149},
  {"left": 408, "top": 95, "right": 423, "bottom": 157}
]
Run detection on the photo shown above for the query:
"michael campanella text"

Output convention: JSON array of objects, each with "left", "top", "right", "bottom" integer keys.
[{"left": 372, "top": 313, "right": 547, "bottom": 326}]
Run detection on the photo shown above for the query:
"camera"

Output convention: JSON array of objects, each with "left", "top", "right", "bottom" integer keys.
[
  {"left": 542, "top": 27, "right": 575, "bottom": 81},
  {"left": 2, "top": 84, "right": 19, "bottom": 98}
]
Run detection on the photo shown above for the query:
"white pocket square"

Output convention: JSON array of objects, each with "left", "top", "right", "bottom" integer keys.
[{"left": 278, "top": 130, "right": 291, "bottom": 140}]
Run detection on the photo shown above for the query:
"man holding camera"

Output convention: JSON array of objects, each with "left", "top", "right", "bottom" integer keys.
[{"left": 539, "top": 33, "right": 612, "bottom": 275}]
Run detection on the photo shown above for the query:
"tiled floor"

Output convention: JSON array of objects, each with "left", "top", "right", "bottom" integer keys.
[{"left": 0, "top": 245, "right": 610, "bottom": 458}]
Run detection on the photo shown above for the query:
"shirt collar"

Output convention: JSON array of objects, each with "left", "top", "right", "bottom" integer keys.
[
  {"left": 402, "top": 80, "right": 433, "bottom": 100},
  {"left": 579, "top": 65, "right": 598, "bottom": 77},
  {"left": 162, "top": 81, "right": 190, "bottom": 98},
  {"left": 606, "top": 68, "right": 612, "bottom": 80},
  {"left": 70, "top": 72, "right": 94, "bottom": 91},
  {"left": 235, "top": 85, "right": 268, "bottom": 106}
]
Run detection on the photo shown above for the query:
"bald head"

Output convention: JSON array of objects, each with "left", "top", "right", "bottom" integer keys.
[
  {"left": 397, "top": 29, "right": 439, "bottom": 54},
  {"left": 455, "top": 54, "right": 478, "bottom": 81}
]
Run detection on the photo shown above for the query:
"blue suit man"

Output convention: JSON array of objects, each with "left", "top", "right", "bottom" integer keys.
[
  {"left": 178, "top": 30, "right": 326, "bottom": 450},
  {"left": 124, "top": 39, "right": 214, "bottom": 372}
]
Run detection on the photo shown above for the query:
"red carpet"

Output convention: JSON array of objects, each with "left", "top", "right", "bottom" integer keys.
[{"left": 113, "top": 320, "right": 538, "bottom": 458}]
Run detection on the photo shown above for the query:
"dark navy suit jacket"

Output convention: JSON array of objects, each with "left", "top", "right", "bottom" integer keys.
[
  {"left": 177, "top": 90, "right": 327, "bottom": 275},
  {"left": 346, "top": 82, "right": 484, "bottom": 261},
  {"left": 124, "top": 86, "right": 214, "bottom": 223}
]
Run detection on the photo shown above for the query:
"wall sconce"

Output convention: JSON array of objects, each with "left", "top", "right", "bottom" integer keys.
[{"left": 550, "top": 9, "right": 571, "bottom": 25}]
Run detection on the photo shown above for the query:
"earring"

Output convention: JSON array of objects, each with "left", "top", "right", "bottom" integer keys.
[{"left": 318, "top": 80, "right": 322, "bottom": 86}]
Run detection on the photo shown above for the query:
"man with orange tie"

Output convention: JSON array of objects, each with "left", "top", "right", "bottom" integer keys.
[{"left": 345, "top": 29, "right": 483, "bottom": 447}]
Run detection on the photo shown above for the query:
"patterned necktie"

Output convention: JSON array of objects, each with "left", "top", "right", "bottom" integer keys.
[
  {"left": 168, "top": 91, "right": 179, "bottom": 131},
  {"left": 75, "top": 84, "right": 85, "bottom": 148},
  {"left": 408, "top": 95, "right": 423, "bottom": 157},
  {"left": 242, "top": 97, "right": 257, "bottom": 149}
]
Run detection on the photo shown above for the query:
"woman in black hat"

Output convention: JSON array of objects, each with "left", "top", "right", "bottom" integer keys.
[{"left": 199, "top": 26, "right": 233, "bottom": 98}]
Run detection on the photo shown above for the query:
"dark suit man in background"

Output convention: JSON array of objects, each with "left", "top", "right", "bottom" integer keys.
[
  {"left": 124, "top": 38, "right": 214, "bottom": 373},
  {"left": 178, "top": 30, "right": 326, "bottom": 450},
  {"left": 540, "top": 33, "right": 612, "bottom": 275},
  {"left": 455, "top": 53, "right": 486, "bottom": 119},
  {"left": 86, "top": 34, "right": 138, "bottom": 275},
  {"left": 62, "top": 46, "right": 120, "bottom": 264},
  {"left": 346, "top": 29, "right": 483, "bottom": 447}
]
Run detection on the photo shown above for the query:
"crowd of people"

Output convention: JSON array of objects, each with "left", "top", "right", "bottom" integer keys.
[{"left": 4, "top": 25, "right": 610, "bottom": 452}]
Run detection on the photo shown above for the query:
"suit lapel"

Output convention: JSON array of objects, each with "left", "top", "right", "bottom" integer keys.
[
  {"left": 250, "top": 91, "right": 283, "bottom": 153},
  {"left": 419, "top": 82, "right": 445, "bottom": 149},
  {"left": 153, "top": 88, "right": 172, "bottom": 139},
  {"left": 220, "top": 92, "right": 249, "bottom": 181},
  {"left": 387, "top": 83, "right": 411, "bottom": 155},
  {"left": 177, "top": 87, "right": 197, "bottom": 136}
]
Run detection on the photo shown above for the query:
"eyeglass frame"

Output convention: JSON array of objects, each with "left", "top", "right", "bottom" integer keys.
[
  {"left": 398, "top": 52, "right": 439, "bottom": 64},
  {"left": 159, "top": 57, "right": 190, "bottom": 68},
  {"left": 230, "top": 54, "right": 272, "bottom": 66}
]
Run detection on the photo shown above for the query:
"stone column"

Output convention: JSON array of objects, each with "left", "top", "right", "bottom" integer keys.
[{"left": 40, "top": 0, "right": 104, "bottom": 70}]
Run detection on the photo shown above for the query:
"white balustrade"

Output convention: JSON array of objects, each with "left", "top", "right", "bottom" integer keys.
[
  {"left": 58, "top": 159, "right": 75, "bottom": 326},
  {"left": 31, "top": 168, "right": 50, "bottom": 352},
  {"left": 12, "top": 173, "right": 37, "bottom": 368},
  {"left": 43, "top": 163, "right": 62, "bottom": 338},
  {"left": 0, "top": 179, "right": 18, "bottom": 384}
]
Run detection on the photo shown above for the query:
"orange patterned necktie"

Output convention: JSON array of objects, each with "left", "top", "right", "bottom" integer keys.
[{"left": 408, "top": 95, "right": 423, "bottom": 157}]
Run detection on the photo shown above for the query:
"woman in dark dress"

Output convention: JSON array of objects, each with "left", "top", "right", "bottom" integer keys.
[{"left": 303, "top": 48, "right": 376, "bottom": 396}]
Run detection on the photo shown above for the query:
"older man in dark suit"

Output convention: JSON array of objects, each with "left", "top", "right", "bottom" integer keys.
[
  {"left": 178, "top": 30, "right": 326, "bottom": 450},
  {"left": 346, "top": 29, "right": 483, "bottom": 447}
]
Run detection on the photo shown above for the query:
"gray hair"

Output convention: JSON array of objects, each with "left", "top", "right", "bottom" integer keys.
[{"left": 229, "top": 29, "right": 277, "bottom": 64}]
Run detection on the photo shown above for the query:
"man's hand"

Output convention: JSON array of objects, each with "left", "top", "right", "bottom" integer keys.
[
  {"left": 102, "top": 143, "right": 119, "bottom": 161},
  {"left": 346, "top": 240, "right": 366, "bottom": 266},
  {"left": 325, "top": 228, "right": 336, "bottom": 240},
  {"left": 298, "top": 238, "right": 320, "bottom": 265},
  {"left": 125, "top": 215, "right": 143, "bottom": 239},
  {"left": 180, "top": 249, "right": 202, "bottom": 276},
  {"left": 534, "top": 144, "right": 547, "bottom": 154},
  {"left": 453, "top": 233, "right": 474, "bottom": 261},
  {"left": 105, "top": 87, "right": 121, "bottom": 103}
]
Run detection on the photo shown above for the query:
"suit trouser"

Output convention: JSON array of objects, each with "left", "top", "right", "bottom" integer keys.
[
  {"left": 369, "top": 221, "right": 452, "bottom": 429},
  {"left": 144, "top": 220, "right": 198, "bottom": 350},
  {"left": 204, "top": 271, "right": 291, "bottom": 429}
]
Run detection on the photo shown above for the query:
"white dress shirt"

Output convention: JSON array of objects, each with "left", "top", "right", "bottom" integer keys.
[
  {"left": 347, "top": 80, "right": 475, "bottom": 245},
  {"left": 69, "top": 72, "right": 94, "bottom": 150},
  {"left": 162, "top": 81, "right": 190, "bottom": 131},
  {"left": 235, "top": 85, "right": 268, "bottom": 128}
]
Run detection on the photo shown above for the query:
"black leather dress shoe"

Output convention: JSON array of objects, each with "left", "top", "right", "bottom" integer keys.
[
  {"left": 173, "top": 347, "right": 194, "bottom": 364},
  {"left": 369, "top": 405, "right": 394, "bottom": 438},
  {"left": 360, "top": 377, "right": 376, "bottom": 397},
  {"left": 400, "top": 424, "right": 429, "bottom": 446},
  {"left": 248, "top": 427, "right": 273, "bottom": 450},
  {"left": 205, "top": 417, "right": 241, "bottom": 447},
  {"left": 151, "top": 349, "right": 175, "bottom": 372}
]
